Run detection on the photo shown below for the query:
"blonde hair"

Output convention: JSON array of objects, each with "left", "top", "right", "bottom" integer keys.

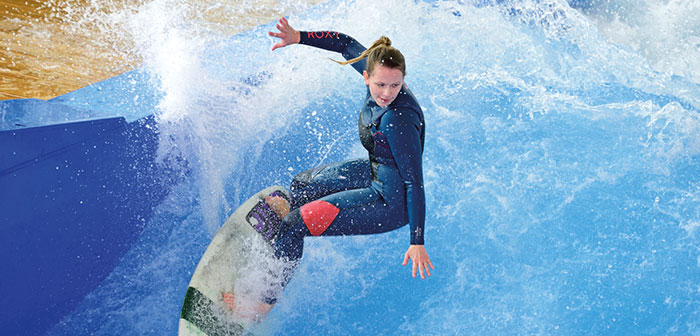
[{"left": 332, "top": 36, "right": 406, "bottom": 77}]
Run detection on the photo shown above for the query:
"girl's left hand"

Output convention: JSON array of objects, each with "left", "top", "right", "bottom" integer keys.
[
  {"left": 268, "top": 17, "right": 300, "bottom": 51},
  {"left": 402, "top": 245, "right": 434, "bottom": 279}
]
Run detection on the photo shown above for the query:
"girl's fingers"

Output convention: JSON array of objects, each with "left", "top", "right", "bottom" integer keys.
[{"left": 278, "top": 17, "right": 289, "bottom": 30}]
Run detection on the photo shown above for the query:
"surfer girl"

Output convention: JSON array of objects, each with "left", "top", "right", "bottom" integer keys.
[{"left": 262, "top": 17, "right": 433, "bottom": 306}]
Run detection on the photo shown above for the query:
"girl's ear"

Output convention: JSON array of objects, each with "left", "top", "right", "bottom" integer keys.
[{"left": 363, "top": 70, "right": 370, "bottom": 86}]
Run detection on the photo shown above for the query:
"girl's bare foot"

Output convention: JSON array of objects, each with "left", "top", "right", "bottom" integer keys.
[{"left": 265, "top": 196, "right": 290, "bottom": 218}]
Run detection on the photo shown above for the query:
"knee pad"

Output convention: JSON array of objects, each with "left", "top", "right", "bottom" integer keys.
[{"left": 300, "top": 200, "right": 340, "bottom": 236}]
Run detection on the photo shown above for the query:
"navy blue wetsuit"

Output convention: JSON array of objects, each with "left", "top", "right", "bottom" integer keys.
[{"left": 269, "top": 31, "right": 426, "bottom": 300}]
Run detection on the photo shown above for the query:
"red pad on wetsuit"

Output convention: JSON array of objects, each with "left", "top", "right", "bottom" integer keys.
[{"left": 300, "top": 200, "right": 340, "bottom": 236}]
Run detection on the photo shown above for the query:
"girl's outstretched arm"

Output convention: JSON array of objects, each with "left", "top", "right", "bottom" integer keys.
[{"left": 268, "top": 17, "right": 368, "bottom": 74}]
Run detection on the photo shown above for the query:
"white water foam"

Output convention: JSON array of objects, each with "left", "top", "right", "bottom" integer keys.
[{"left": 571, "top": 0, "right": 700, "bottom": 84}]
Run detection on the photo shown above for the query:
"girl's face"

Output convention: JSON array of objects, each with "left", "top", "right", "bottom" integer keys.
[{"left": 363, "top": 64, "right": 404, "bottom": 107}]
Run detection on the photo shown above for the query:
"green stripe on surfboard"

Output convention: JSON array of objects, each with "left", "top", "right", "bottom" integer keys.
[{"left": 181, "top": 286, "right": 246, "bottom": 336}]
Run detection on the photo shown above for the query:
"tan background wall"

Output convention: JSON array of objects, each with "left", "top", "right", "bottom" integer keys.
[{"left": 0, "top": 0, "right": 322, "bottom": 100}]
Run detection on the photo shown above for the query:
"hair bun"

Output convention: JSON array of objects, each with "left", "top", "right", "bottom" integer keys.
[
  {"left": 379, "top": 36, "right": 392, "bottom": 47},
  {"left": 329, "top": 34, "right": 405, "bottom": 77}
]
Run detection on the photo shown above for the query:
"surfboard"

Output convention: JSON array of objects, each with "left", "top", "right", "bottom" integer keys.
[{"left": 179, "top": 186, "right": 289, "bottom": 336}]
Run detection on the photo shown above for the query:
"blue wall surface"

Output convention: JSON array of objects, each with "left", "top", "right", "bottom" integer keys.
[{"left": 0, "top": 103, "right": 183, "bottom": 334}]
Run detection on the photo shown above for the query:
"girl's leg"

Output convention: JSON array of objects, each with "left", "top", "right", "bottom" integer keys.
[
  {"left": 264, "top": 185, "right": 406, "bottom": 304},
  {"left": 288, "top": 158, "right": 371, "bottom": 210},
  {"left": 274, "top": 185, "right": 405, "bottom": 261}
]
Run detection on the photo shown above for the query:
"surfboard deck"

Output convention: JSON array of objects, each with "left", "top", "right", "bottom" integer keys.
[{"left": 179, "top": 186, "right": 289, "bottom": 336}]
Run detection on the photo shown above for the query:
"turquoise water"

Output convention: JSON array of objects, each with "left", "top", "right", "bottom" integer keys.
[{"left": 43, "top": 0, "right": 699, "bottom": 334}]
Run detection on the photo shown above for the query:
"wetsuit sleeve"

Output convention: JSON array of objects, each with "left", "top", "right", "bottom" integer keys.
[
  {"left": 298, "top": 31, "right": 367, "bottom": 74},
  {"left": 382, "top": 107, "right": 426, "bottom": 245}
]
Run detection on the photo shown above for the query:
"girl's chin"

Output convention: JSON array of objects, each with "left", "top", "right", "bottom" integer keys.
[{"left": 376, "top": 98, "right": 392, "bottom": 106}]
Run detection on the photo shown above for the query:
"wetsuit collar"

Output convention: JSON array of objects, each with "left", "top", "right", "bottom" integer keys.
[{"left": 367, "top": 94, "right": 380, "bottom": 108}]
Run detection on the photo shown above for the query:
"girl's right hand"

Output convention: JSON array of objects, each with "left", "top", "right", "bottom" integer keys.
[
  {"left": 402, "top": 245, "right": 434, "bottom": 280},
  {"left": 268, "top": 17, "right": 300, "bottom": 51}
]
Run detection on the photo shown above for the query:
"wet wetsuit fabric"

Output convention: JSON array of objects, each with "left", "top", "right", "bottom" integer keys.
[{"left": 269, "top": 31, "right": 426, "bottom": 299}]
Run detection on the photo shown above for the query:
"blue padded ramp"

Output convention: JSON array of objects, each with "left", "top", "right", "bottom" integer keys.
[{"left": 0, "top": 114, "right": 183, "bottom": 335}]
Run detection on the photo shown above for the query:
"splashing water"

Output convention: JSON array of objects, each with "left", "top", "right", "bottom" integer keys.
[
  {"left": 570, "top": 0, "right": 700, "bottom": 84},
  {"left": 40, "top": 0, "right": 699, "bottom": 334}
]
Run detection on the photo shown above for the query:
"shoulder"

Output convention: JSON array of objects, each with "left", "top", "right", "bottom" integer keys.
[
  {"left": 381, "top": 106, "right": 423, "bottom": 137},
  {"left": 390, "top": 86, "right": 423, "bottom": 118},
  {"left": 385, "top": 87, "right": 423, "bottom": 126}
]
